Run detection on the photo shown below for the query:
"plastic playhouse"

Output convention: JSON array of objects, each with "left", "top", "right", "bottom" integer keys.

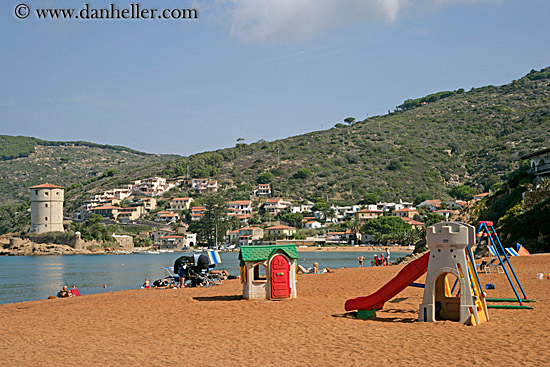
[{"left": 239, "top": 244, "right": 298, "bottom": 300}]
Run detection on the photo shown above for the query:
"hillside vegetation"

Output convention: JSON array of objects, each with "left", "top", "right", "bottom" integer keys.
[
  {"left": 0, "top": 137, "right": 176, "bottom": 207},
  {"left": 163, "top": 67, "right": 550, "bottom": 204}
]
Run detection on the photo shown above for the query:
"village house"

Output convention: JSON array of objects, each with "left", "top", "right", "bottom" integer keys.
[
  {"left": 191, "top": 178, "right": 218, "bottom": 194},
  {"left": 112, "top": 234, "right": 133, "bottom": 251},
  {"left": 473, "top": 193, "right": 489, "bottom": 201},
  {"left": 290, "top": 201, "right": 314, "bottom": 214},
  {"left": 265, "top": 224, "right": 296, "bottom": 239},
  {"left": 158, "top": 233, "right": 196, "bottom": 250},
  {"left": 263, "top": 198, "right": 291, "bottom": 215},
  {"left": 447, "top": 200, "right": 467, "bottom": 209},
  {"left": 117, "top": 206, "right": 144, "bottom": 223},
  {"left": 401, "top": 217, "right": 425, "bottom": 230},
  {"left": 304, "top": 220, "right": 322, "bottom": 229},
  {"left": 237, "top": 226, "right": 264, "bottom": 246},
  {"left": 417, "top": 199, "right": 442, "bottom": 211},
  {"left": 191, "top": 206, "right": 206, "bottom": 221},
  {"left": 254, "top": 183, "right": 272, "bottom": 197},
  {"left": 133, "top": 177, "right": 174, "bottom": 196},
  {"left": 170, "top": 197, "right": 194, "bottom": 211},
  {"left": 139, "top": 197, "right": 157, "bottom": 211},
  {"left": 522, "top": 147, "right": 550, "bottom": 178},
  {"left": 155, "top": 211, "right": 180, "bottom": 223},
  {"left": 355, "top": 209, "right": 384, "bottom": 224},
  {"left": 151, "top": 228, "right": 176, "bottom": 242},
  {"left": 392, "top": 208, "right": 419, "bottom": 219},
  {"left": 89, "top": 205, "right": 121, "bottom": 220},
  {"left": 227, "top": 200, "right": 253, "bottom": 215},
  {"left": 435, "top": 209, "right": 456, "bottom": 219},
  {"left": 228, "top": 229, "right": 240, "bottom": 244}
]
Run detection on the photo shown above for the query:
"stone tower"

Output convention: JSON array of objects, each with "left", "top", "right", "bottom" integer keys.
[{"left": 29, "top": 183, "right": 64, "bottom": 234}]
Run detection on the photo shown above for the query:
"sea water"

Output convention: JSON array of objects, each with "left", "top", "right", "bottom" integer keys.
[{"left": 0, "top": 250, "right": 410, "bottom": 304}]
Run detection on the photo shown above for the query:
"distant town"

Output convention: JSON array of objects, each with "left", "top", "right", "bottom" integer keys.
[{"left": 21, "top": 173, "right": 495, "bottom": 254}]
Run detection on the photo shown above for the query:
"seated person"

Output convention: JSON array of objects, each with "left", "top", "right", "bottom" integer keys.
[
  {"left": 297, "top": 263, "right": 333, "bottom": 274},
  {"left": 208, "top": 269, "right": 229, "bottom": 280},
  {"left": 58, "top": 285, "right": 72, "bottom": 298},
  {"left": 153, "top": 278, "right": 170, "bottom": 288},
  {"left": 70, "top": 284, "right": 81, "bottom": 296},
  {"left": 142, "top": 278, "right": 150, "bottom": 288}
]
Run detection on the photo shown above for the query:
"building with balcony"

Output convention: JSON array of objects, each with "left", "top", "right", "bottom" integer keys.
[{"left": 522, "top": 148, "right": 550, "bottom": 178}]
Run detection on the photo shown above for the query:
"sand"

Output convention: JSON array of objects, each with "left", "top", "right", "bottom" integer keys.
[
  {"left": 296, "top": 245, "right": 412, "bottom": 252},
  {"left": 1, "top": 254, "right": 549, "bottom": 366}
]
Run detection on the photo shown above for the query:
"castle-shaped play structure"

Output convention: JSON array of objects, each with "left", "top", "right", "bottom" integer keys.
[{"left": 418, "top": 222, "right": 488, "bottom": 325}]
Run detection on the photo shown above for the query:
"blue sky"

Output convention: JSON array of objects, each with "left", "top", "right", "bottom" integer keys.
[{"left": 1, "top": 0, "right": 549, "bottom": 156}]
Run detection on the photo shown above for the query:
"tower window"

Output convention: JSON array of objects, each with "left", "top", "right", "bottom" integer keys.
[
  {"left": 45, "top": 203, "right": 48, "bottom": 208},
  {"left": 45, "top": 192, "right": 49, "bottom": 196},
  {"left": 45, "top": 217, "right": 48, "bottom": 221},
  {"left": 35, "top": 190, "right": 38, "bottom": 195}
]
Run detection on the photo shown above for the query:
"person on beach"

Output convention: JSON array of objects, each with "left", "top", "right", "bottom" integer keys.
[
  {"left": 70, "top": 284, "right": 81, "bottom": 296},
  {"left": 385, "top": 248, "right": 390, "bottom": 266},
  {"left": 209, "top": 269, "right": 229, "bottom": 280},
  {"left": 357, "top": 255, "right": 365, "bottom": 267},
  {"left": 297, "top": 263, "right": 332, "bottom": 274},
  {"left": 58, "top": 285, "right": 72, "bottom": 298},
  {"left": 142, "top": 278, "right": 150, "bottom": 288}
]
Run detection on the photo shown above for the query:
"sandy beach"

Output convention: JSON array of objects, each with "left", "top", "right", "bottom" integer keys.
[
  {"left": 1, "top": 254, "right": 548, "bottom": 366},
  {"left": 296, "top": 245, "right": 413, "bottom": 252}
]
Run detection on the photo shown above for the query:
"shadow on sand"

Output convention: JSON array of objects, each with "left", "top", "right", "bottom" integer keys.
[
  {"left": 331, "top": 311, "right": 417, "bottom": 323},
  {"left": 193, "top": 295, "right": 243, "bottom": 302}
]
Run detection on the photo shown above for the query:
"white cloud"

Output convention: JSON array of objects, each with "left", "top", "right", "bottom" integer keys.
[{"left": 223, "top": 0, "right": 491, "bottom": 43}]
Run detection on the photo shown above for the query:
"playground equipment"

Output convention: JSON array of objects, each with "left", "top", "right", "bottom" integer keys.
[
  {"left": 474, "top": 221, "right": 533, "bottom": 308},
  {"left": 345, "top": 222, "right": 496, "bottom": 325},
  {"left": 418, "top": 222, "right": 488, "bottom": 325}
]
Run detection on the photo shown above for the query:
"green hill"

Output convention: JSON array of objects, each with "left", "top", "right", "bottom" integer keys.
[
  {"left": 163, "top": 67, "right": 550, "bottom": 204},
  {"left": 0, "top": 136, "right": 178, "bottom": 207}
]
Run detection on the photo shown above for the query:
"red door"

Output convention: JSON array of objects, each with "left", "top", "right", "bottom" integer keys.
[{"left": 271, "top": 255, "right": 291, "bottom": 299}]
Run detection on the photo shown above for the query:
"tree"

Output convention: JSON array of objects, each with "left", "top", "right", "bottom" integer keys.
[
  {"left": 344, "top": 117, "right": 355, "bottom": 126},
  {"left": 312, "top": 200, "right": 332, "bottom": 221},
  {"left": 188, "top": 194, "right": 229, "bottom": 247},
  {"left": 293, "top": 168, "right": 312, "bottom": 180},
  {"left": 281, "top": 212, "right": 303, "bottom": 229},
  {"left": 257, "top": 172, "right": 274, "bottom": 184},
  {"left": 421, "top": 212, "right": 447, "bottom": 227},
  {"left": 449, "top": 185, "right": 473, "bottom": 201},
  {"left": 360, "top": 193, "right": 379, "bottom": 205},
  {"left": 361, "top": 216, "right": 412, "bottom": 244}
]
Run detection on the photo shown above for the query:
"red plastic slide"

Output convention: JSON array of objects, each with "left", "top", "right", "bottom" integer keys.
[{"left": 345, "top": 252, "right": 430, "bottom": 311}]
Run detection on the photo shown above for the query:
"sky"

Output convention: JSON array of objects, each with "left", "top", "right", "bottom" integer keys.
[{"left": 1, "top": 0, "right": 549, "bottom": 156}]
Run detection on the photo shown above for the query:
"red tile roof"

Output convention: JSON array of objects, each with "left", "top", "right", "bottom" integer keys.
[
  {"left": 29, "top": 183, "right": 63, "bottom": 189},
  {"left": 266, "top": 225, "right": 296, "bottom": 230},
  {"left": 401, "top": 217, "right": 424, "bottom": 226},
  {"left": 90, "top": 206, "right": 121, "bottom": 210},
  {"left": 160, "top": 235, "right": 184, "bottom": 239}
]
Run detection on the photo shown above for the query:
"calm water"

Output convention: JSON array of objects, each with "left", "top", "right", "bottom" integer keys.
[{"left": 0, "top": 250, "right": 410, "bottom": 304}]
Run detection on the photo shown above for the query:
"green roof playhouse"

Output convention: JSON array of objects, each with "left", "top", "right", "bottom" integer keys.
[{"left": 239, "top": 244, "right": 299, "bottom": 300}]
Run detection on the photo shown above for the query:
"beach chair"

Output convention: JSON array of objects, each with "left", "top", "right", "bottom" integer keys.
[
  {"left": 505, "top": 247, "right": 520, "bottom": 257},
  {"left": 161, "top": 266, "right": 181, "bottom": 284}
]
